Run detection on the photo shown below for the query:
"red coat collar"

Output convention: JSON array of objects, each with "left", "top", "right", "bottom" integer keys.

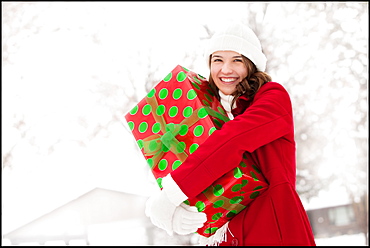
[{"left": 231, "top": 94, "right": 252, "bottom": 117}]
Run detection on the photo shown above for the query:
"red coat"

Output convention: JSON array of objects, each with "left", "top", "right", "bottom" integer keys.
[{"left": 171, "top": 82, "right": 316, "bottom": 246}]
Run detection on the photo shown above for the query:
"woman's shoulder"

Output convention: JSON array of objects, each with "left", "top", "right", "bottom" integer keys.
[
  {"left": 258, "top": 81, "right": 290, "bottom": 97},
  {"left": 254, "top": 82, "right": 292, "bottom": 109},
  {"left": 262, "top": 81, "right": 287, "bottom": 90}
]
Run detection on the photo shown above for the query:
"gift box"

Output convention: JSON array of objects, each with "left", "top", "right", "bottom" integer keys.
[
  {"left": 125, "top": 65, "right": 268, "bottom": 237},
  {"left": 125, "top": 65, "right": 230, "bottom": 182},
  {"left": 185, "top": 152, "right": 268, "bottom": 237}
]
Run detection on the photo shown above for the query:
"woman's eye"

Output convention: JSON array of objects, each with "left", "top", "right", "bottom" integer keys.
[
  {"left": 234, "top": 59, "right": 243, "bottom": 62},
  {"left": 212, "top": 59, "right": 222, "bottom": 62}
]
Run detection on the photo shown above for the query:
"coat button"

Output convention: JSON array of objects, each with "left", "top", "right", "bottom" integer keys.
[{"left": 231, "top": 238, "right": 238, "bottom": 246}]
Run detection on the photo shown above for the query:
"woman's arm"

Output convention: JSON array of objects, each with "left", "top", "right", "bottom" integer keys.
[{"left": 172, "top": 82, "right": 294, "bottom": 198}]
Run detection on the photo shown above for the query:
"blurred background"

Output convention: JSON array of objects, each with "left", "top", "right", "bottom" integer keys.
[{"left": 2, "top": 1, "right": 368, "bottom": 246}]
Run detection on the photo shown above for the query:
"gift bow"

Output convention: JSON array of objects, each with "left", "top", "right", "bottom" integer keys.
[
  {"left": 142, "top": 122, "right": 189, "bottom": 166},
  {"left": 142, "top": 91, "right": 229, "bottom": 169}
]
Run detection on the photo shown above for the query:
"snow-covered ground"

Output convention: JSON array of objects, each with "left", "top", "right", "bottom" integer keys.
[
  {"left": 315, "top": 233, "right": 367, "bottom": 246},
  {"left": 2, "top": 233, "right": 367, "bottom": 246}
]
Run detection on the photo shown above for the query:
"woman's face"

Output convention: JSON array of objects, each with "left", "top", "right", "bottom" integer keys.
[{"left": 210, "top": 50, "right": 248, "bottom": 95}]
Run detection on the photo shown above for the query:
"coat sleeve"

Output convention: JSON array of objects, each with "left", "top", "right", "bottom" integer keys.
[{"left": 171, "top": 82, "right": 295, "bottom": 198}]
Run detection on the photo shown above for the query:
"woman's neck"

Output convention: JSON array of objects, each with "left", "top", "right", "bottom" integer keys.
[{"left": 219, "top": 90, "right": 236, "bottom": 113}]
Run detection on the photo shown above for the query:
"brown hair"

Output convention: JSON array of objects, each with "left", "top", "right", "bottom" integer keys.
[{"left": 208, "top": 55, "right": 272, "bottom": 108}]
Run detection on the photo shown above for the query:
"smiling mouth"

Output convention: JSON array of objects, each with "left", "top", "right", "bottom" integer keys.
[{"left": 220, "top": 78, "right": 238, "bottom": 84}]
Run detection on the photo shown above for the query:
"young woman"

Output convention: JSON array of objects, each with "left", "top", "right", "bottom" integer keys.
[{"left": 145, "top": 22, "right": 316, "bottom": 246}]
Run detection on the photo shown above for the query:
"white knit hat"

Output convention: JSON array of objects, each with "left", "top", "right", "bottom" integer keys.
[{"left": 205, "top": 22, "right": 267, "bottom": 72}]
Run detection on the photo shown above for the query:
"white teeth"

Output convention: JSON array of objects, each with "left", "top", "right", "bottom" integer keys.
[{"left": 221, "top": 78, "right": 236, "bottom": 82}]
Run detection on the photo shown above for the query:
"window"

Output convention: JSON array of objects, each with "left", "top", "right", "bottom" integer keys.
[{"left": 328, "top": 205, "right": 355, "bottom": 226}]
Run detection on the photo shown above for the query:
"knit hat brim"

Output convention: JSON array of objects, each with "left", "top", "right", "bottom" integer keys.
[{"left": 204, "top": 23, "right": 267, "bottom": 72}]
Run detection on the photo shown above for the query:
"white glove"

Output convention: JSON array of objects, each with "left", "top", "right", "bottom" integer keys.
[
  {"left": 145, "top": 189, "right": 177, "bottom": 235},
  {"left": 173, "top": 203, "right": 207, "bottom": 235},
  {"left": 145, "top": 174, "right": 188, "bottom": 235}
]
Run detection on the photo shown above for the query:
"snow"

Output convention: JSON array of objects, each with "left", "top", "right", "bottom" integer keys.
[{"left": 315, "top": 233, "right": 367, "bottom": 246}]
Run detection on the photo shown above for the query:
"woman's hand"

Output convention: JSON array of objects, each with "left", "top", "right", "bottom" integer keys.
[
  {"left": 145, "top": 191, "right": 207, "bottom": 235},
  {"left": 145, "top": 174, "right": 207, "bottom": 235},
  {"left": 145, "top": 189, "right": 177, "bottom": 235},
  {"left": 172, "top": 203, "right": 207, "bottom": 235}
]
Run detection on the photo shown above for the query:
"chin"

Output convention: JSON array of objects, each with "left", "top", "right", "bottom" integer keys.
[{"left": 219, "top": 89, "right": 235, "bottom": 95}]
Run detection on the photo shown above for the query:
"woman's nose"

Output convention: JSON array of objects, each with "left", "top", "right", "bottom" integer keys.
[{"left": 221, "top": 63, "right": 233, "bottom": 74}]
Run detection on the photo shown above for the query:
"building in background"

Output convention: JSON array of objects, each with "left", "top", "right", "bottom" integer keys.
[
  {"left": 307, "top": 196, "right": 368, "bottom": 245},
  {"left": 3, "top": 188, "right": 151, "bottom": 245},
  {"left": 3, "top": 187, "right": 367, "bottom": 245}
]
